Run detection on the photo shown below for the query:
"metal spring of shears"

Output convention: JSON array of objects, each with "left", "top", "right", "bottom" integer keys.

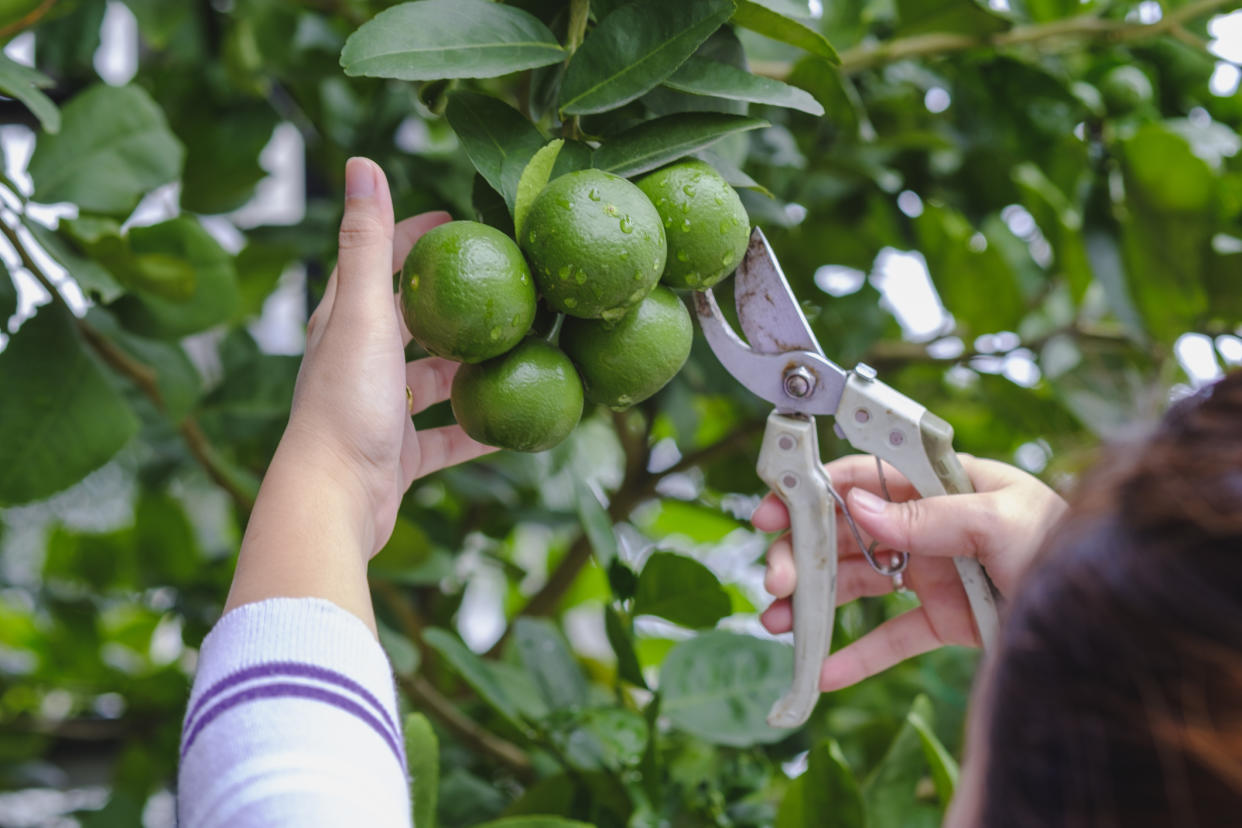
[{"left": 822, "top": 457, "right": 909, "bottom": 589}]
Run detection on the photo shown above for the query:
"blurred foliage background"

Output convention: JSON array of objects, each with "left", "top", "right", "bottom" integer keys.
[{"left": 0, "top": 0, "right": 1239, "bottom": 825}]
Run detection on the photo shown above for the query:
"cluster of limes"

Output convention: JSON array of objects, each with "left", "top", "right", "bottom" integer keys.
[{"left": 400, "top": 159, "right": 750, "bottom": 452}]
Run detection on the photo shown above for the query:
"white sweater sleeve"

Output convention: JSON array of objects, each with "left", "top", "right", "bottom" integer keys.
[{"left": 177, "top": 598, "right": 412, "bottom": 828}]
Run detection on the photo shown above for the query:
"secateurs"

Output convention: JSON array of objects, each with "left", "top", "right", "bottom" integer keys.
[{"left": 693, "top": 228, "right": 1001, "bottom": 729}]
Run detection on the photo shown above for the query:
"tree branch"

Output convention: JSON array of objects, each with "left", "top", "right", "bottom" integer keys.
[
  {"left": 0, "top": 214, "right": 256, "bottom": 513},
  {"left": 753, "top": 0, "right": 1232, "bottom": 78}
]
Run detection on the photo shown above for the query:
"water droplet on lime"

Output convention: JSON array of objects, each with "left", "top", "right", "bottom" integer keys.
[
  {"left": 528, "top": 230, "right": 537, "bottom": 245},
  {"left": 721, "top": 252, "right": 733, "bottom": 266},
  {"left": 489, "top": 327, "right": 502, "bottom": 340},
  {"left": 680, "top": 201, "right": 691, "bottom": 213},
  {"left": 409, "top": 274, "right": 420, "bottom": 290},
  {"left": 564, "top": 297, "right": 577, "bottom": 308},
  {"left": 558, "top": 265, "right": 571, "bottom": 280},
  {"left": 685, "top": 273, "right": 702, "bottom": 287},
  {"left": 575, "top": 269, "right": 587, "bottom": 284},
  {"left": 633, "top": 271, "right": 644, "bottom": 281},
  {"left": 588, "top": 188, "right": 601, "bottom": 201},
  {"left": 682, "top": 184, "right": 695, "bottom": 197},
  {"left": 557, "top": 197, "right": 571, "bottom": 209},
  {"left": 619, "top": 217, "right": 634, "bottom": 233},
  {"left": 676, "top": 250, "right": 690, "bottom": 263}
]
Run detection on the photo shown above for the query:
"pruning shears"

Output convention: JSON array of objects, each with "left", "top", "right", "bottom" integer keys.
[{"left": 693, "top": 228, "right": 1001, "bottom": 729}]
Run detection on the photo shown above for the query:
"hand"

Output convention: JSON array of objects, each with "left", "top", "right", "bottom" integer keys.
[
  {"left": 283, "top": 157, "right": 494, "bottom": 556},
  {"left": 752, "top": 454, "right": 1065, "bottom": 691}
]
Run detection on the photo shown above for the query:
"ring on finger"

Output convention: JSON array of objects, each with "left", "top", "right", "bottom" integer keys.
[{"left": 406, "top": 385, "right": 414, "bottom": 415}]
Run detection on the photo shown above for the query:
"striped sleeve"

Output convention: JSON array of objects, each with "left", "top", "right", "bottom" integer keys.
[{"left": 177, "top": 598, "right": 412, "bottom": 828}]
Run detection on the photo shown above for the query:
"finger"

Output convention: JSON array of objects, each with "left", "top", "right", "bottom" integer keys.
[
  {"left": 307, "top": 269, "right": 339, "bottom": 350},
  {"left": 402, "top": 424, "right": 495, "bottom": 487},
  {"left": 751, "top": 454, "right": 921, "bottom": 533},
  {"left": 392, "top": 211, "right": 453, "bottom": 273},
  {"left": 846, "top": 486, "right": 999, "bottom": 560},
  {"left": 764, "top": 534, "right": 794, "bottom": 598},
  {"left": 819, "top": 606, "right": 942, "bottom": 692},
  {"left": 761, "top": 557, "right": 895, "bottom": 636},
  {"left": 334, "top": 157, "right": 395, "bottom": 325},
  {"left": 404, "top": 357, "right": 459, "bottom": 414},
  {"left": 751, "top": 496, "right": 789, "bottom": 532},
  {"left": 760, "top": 598, "right": 791, "bottom": 634}
]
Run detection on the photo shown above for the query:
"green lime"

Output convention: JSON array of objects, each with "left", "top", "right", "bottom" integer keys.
[
  {"left": 450, "top": 339, "right": 584, "bottom": 452},
  {"left": 1100, "top": 66, "right": 1154, "bottom": 116},
  {"left": 400, "top": 220, "right": 536, "bottom": 363},
  {"left": 560, "top": 285, "right": 692, "bottom": 411},
  {"left": 637, "top": 159, "right": 749, "bottom": 291},
  {"left": 521, "top": 169, "right": 667, "bottom": 322}
]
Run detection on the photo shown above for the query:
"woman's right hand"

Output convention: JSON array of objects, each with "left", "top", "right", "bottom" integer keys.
[{"left": 751, "top": 454, "right": 1066, "bottom": 692}]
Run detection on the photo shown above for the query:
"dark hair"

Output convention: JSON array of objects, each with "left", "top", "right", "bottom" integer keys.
[{"left": 977, "top": 371, "right": 1242, "bottom": 827}]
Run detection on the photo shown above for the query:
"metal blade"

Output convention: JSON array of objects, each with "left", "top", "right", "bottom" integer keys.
[{"left": 735, "top": 227, "right": 824, "bottom": 357}]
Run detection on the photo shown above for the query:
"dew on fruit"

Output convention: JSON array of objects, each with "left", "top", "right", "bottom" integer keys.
[
  {"left": 681, "top": 218, "right": 692, "bottom": 233},
  {"left": 557, "top": 197, "right": 572, "bottom": 209},
  {"left": 721, "top": 252, "right": 733, "bottom": 266},
  {"left": 714, "top": 195, "right": 724, "bottom": 206},
  {"left": 564, "top": 297, "right": 577, "bottom": 308},
  {"left": 676, "top": 250, "right": 690, "bottom": 263},
  {"left": 685, "top": 273, "right": 703, "bottom": 288},
  {"left": 490, "top": 327, "right": 503, "bottom": 340},
  {"left": 575, "top": 269, "right": 587, "bottom": 284},
  {"left": 409, "top": 274, "right": 420, "bottom": 290},
  {"left": 601, "top": 306, "right": 625, "bottom": 323},
  {"left": 588, "top": 188, "right": 601, "bottom": 201},
  {"left": 511, "top": 313, "right": 521, "bottom": 326},
  {"left": 604, "top": 204, "right": 618, "bottom": 217},
  {"left": 680, "top": 201, "right": 691, "bottom": 213},
  {"left": 633, "top": 271, "right": 644, "bottom": 281},
  {"left": 616, "top": 394, "right": 632, "bottom": 407},
  {"left": 619, "top": 217, "right": 634, "bottom": 233},
  {"left": 528, "top": 230, "right": 538, "bottom": 245},
  {"left": 628, "top": 289, "right": 644, "bottom": 303},
  {"left": 559, "top": 265, "right": 571, "bottom": 280},
  {"left": 681, "top": 184, "right": 695, "bottom": 197}
]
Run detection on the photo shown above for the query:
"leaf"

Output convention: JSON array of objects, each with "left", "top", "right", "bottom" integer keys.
[
  {"left": 604, "top": 606, "right": 647, "bottom": 688},
  {"left": 659, "top": 630, "right": 792, "bottom": 746},
  {"left": 0, "top": 52, "right": 59, "bottom": 133},
  {"left": 27, "top": 84, "right": 183, "bottom": 216},
  {"left": 633, "top": 552, "right": 731, "bottom": 629},
  {"left": 340, "top": 0, "right": 564, "bottom": 81},
  {"left": 512, "top": 618, "right": 589, "bottom": 712},
  {"left": 558, "top": 707, "right": 648, "bottom": 772},
  {"left": 731, "top": 1, "right": 840, "bottom": 63},
  {"left": 895, "top": 0, "right": 1009, "bottom": 37},
  {"left": 445, "top": 91, "right": 546, "bottom": 212},
  {"left": 560, "top": 0, "right": 736, "bottom": 116},
  {"left": 423, "top": 628, "right": 525, "bottom": 729},
  {"left": 514, "top": 139, "right": 563, "bottom": 240},
  {"left": 84, "top": 309, "right": 201, "bottom": 422},
  {"left": 575, "top": 483, "right": 617, "bottom": 570},
  {"left": 0, "top": 307, "right": 138, "bottom": 506},
  {"left": 111, "top": 218, "right": 239, "bottom": 339},
  {"left": 696, "top": 149, "right": 769, "bottom": 195},
  {"left": 404, "top": 713, "right": 439, "bottom": 828},
  {"left": 475, "top": 818, "right": 595, "bottom": 828},
  {"left": 593, "top": 112, "right": 768, "bottom": 178},
  {"left": 637, "top": 499, "right": 744, "bottom": 543},
  {"left": 775, "top": 739, "right": 864, "bottom": 828},
  {"left": 63, "top": 217, "right": 197, "bottom": 302},
  {"left": 863, "top": 694, "right": 945, "bottom": 826},
  {"left": 664, "top": 57, "right": 823, "bottom": 115},
  {"left": 20, "top": 219, "right": 125, "bottom": 303},
  {"left": 907, "top": 710, "right": 959, "bottom": 805}
]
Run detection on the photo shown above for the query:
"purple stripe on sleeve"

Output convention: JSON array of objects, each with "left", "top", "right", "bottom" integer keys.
[
  {"left": 180, "top": 681, "right": 405, "bottom": 766},
  {"left": 185, "top": 662, "right": 400, "bottom": 751}
]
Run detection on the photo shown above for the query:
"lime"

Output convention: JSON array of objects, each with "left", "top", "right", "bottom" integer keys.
[
  {"left": 450, "top": 339, "right": 584, "bottom": 452},
  {"left": 637, "top": 159, "right": 750, "bottom": 291},
  {"left": 1100, "top": 66, "right": 1154, "bottom": 116},
  {"left": 560, "top": 286, "right": 692, "bottom": 411},
  {"left": 521, "top": 169, "right": 667, "bottom": 322},
  {"left": 400, "top": 220, "right": 536, "bottom": 363}
]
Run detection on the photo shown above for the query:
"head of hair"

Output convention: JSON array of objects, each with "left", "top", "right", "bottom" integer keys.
[{"left": 975, "top": 370, "right": 1242, "bottom": 828}]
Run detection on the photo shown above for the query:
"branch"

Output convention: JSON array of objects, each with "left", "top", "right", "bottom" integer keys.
[
  {"left": 754, "top": 0, "right": 1233, "bottom": 77},
  {"left": 0, "top": 214, "right": 256, "bottom": 513},
  {"left": 0, "top": 0, "right": 57, "bottom": 39}
]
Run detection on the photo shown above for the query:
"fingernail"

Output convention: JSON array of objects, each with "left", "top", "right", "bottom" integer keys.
[
  {"left": 345, "top": 157, "right": 374, "bottom": 199},
  {"left": 850, "top": 488, "right": 887, "bottom": 516}
]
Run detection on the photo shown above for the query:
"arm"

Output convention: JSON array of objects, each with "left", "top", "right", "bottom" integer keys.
[{"left": 179, "top": 158, "right": 493, "bottom": 827}]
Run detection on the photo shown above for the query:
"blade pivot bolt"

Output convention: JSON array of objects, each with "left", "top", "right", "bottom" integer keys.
[{"left": 783, "top": 366, "right": 815, "bottom": 399}]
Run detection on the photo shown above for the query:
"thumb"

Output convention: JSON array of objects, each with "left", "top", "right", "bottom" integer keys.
[
  {"left": 335, "top": 157, "right": 395, "bottom": 323},
  {"left": 846, "top": 487, "right": 993, "bottom": 560}
]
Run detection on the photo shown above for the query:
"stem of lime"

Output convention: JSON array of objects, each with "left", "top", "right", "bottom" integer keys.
[
  {"left": 545, "top": 312, "right": 565, "bottom": 345},
  {"left": 567, "top": 0, "right": 589, "bottom": 53}
]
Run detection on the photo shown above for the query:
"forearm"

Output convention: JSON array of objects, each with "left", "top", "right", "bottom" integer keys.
[{"left": 225, "top": 428, "right": 378, "bottom": 634}]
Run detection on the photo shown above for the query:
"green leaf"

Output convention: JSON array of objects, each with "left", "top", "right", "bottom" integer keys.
[
  {"left": 659, "top": 630, "right": 792, "bottom": 746},
  {"left": 907, "top": 709, "right": 959, "bottom": 805},
  {"left": 27, "top": 84, "right": 183, "bottom": 216},
  {"left": 111, "top": 218, "right": 239, "bottom": 339},
  {"left": 895, "top": 0, "right": 1009, "bottom": 37},
  {"left": 404, "top": 713, "right": 439, "bottom": 828},
  {"left": 575, "top": 483, "right": 617, "bottom": 570},
  {"left": 664, "top": 57, "right": 823, "bottom": 115},
  {"left": 558, "top": 707, "right": 648, "bottom": 772},
  {"left": 475, "top": 818, "right": 595, "bottom": 828},
  {"left": 696, "top": 149, "right": 769, "bottom": 195},
  {"left": 512, "top": 618, "right": 589, "bottom": 712},
  {"left": 775, "top": 739, "right": 864, "bottom": 828},
  {"left": 0, "top": 52, "right": 60, "bottom": 133},
  {"left": 1122, "top": 123, "right": 1215, "bottom": 213},
  {"left": 560, "top": 0, "right": 736, "bottom": 116},
  {"left": 340, "top": 0, "right": 564, "bottom": 81},
  {"left": 21, "top": 219, "right": 125, "bottom": 303},
  {"left": 0, "top": 261, "right": 15, "bottom": 326},
  {"left": 63, "top": 217, "right": 197, "bottom": 302},
  {"left": 423, "top": 627, "right": 525, "bottom": 729},
  {"left": 604, "top": 606, "right": 647, "bottom": 688},
  {"left": 445, "top": 91, "right": 546, "bottom": 212},
  {"left": 0, "top": 307, "right": 137, "bottom": 505},
  {"left": 637, "top": 499, "right": 744, "bottom": 543},
  {"left": 863, "top": 694, "right": 945, "bottom": 826},
  {"left": 84, "top": 309, "right": 202, "bottom": 422},
  {"left": 731, "top": 1, "right": 840, "bottom": 63},
  {"left": 514, "top": 139, "right": 563, "bottom": 239},
  {"left": 593, "top": 112, "right": 768, "bottom": 178},
  {"left": 633, "top": 551, "right": 731, "bottom": 629}
]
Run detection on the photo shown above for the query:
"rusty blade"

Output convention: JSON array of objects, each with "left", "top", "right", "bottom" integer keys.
[{"left": 735, "top": 227, "right": 823, "bottom": 357}]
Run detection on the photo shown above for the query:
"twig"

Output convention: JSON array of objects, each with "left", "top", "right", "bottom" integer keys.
[
  {"left": 752, "top": 0, "right": 1233, "bottom": 78},
  {"left": 0, "top": 214, "right": 256, "bottom": 513},
  {"left": 0, "top": 0, "right": 57, "bottom": 39}
]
